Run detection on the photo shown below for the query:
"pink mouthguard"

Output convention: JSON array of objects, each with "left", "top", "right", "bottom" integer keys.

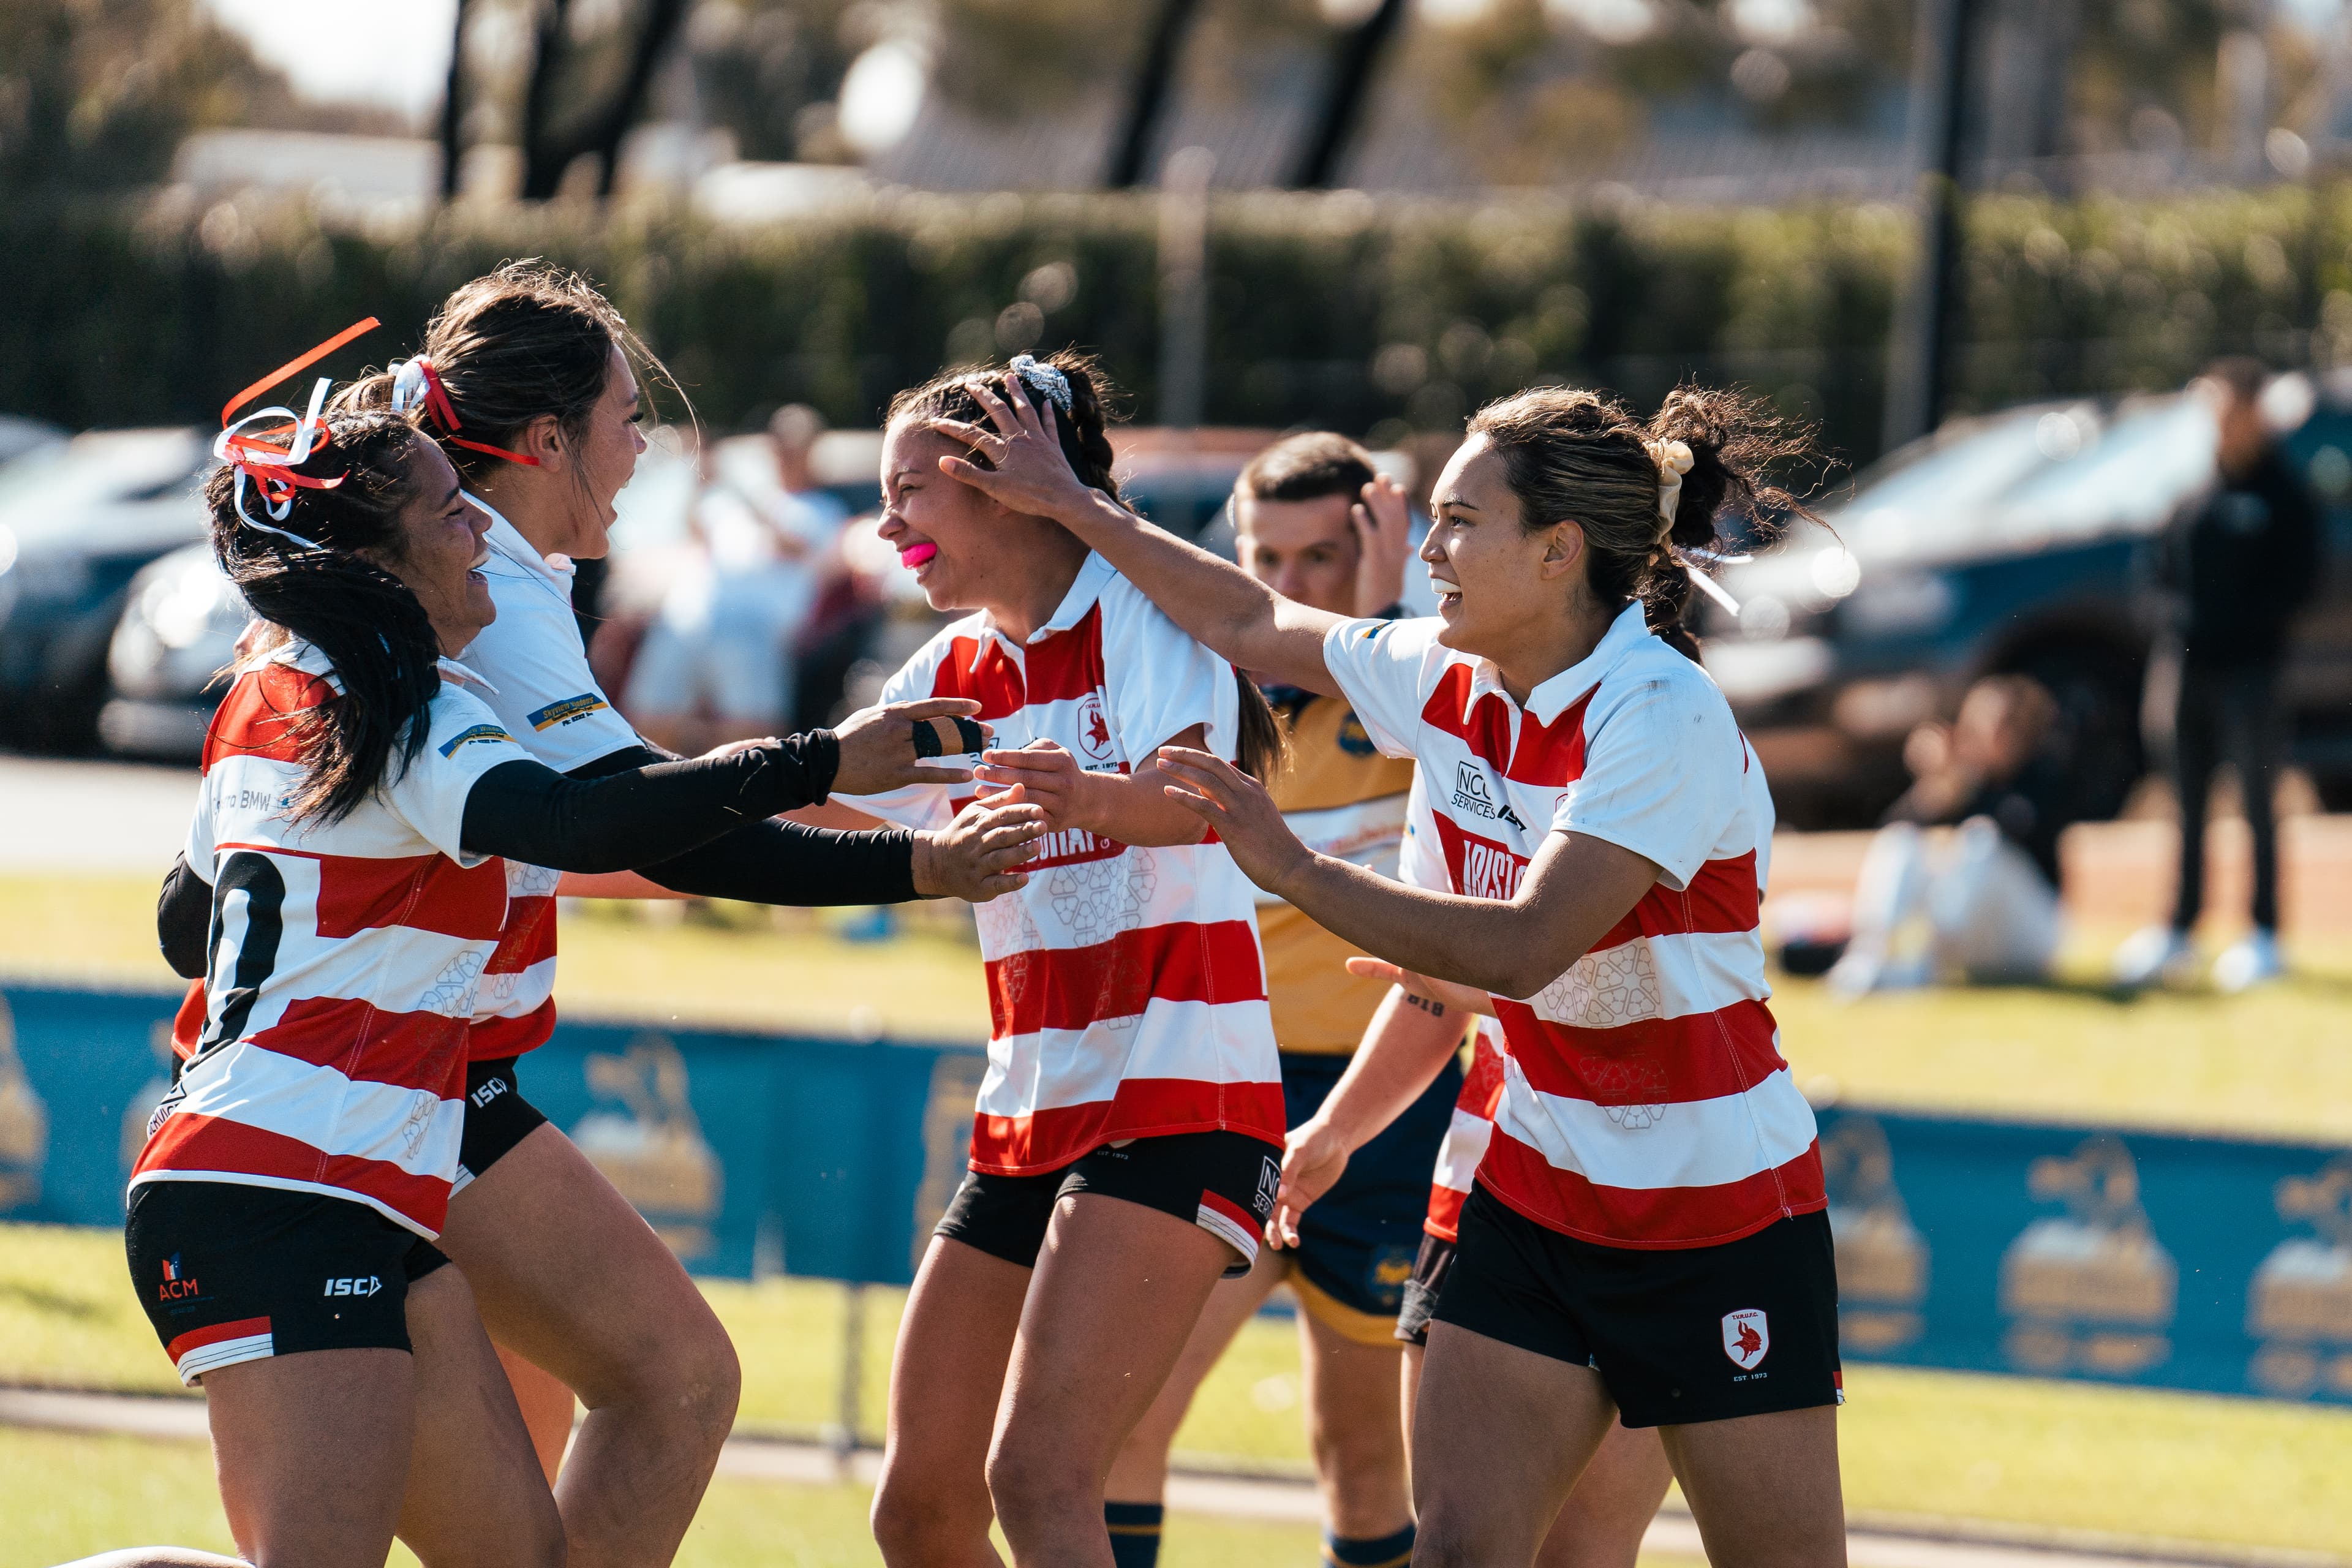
[{"left": 899, "top": 542, "right": 939, "bottom": 568}]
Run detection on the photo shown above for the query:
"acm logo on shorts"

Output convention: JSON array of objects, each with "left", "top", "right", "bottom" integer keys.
[
  {"left": 1722, "top": 1308, "right": 1770, "bottom": 1371},
  {"left": 157, "top": 1255, "right": 202, "bottom": 1301}
]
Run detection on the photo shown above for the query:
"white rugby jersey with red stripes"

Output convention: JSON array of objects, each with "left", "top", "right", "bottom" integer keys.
[
  {"left": 840, "top": 551, "right": 1283, "bottom": 1178},
  {"left": 132, "top": 642, "right": 532, "bottom": 1237},
  {"left": 1323, "top": 601, "right": 1822, "bottom": 1250},
  {"left": 454, "top": 498, "right": 645, "bottom": 1063},
  {"left": 1393, "top": 769, "right": 1502, "bottom": 1245}
]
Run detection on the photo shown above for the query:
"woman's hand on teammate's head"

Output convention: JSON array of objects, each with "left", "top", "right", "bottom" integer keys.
[
  {"left": 832, "top": 698, "right": 993, "bottom": 796},
  {"left": 913, "top": 793, "right": 1047, "bottom": 902},
  {"left": 1266, "top": 1115, "right": 1351, "bottom": 1251},
  {"left": 930, "top": 375, "right": 1102, "bottom": 527},
  {"left": 1351, "top": 472, "right": 1415, "bottom": 619},
  {"left": 972, "top": 739, "right": 1097, "bottom": 832},
  {"left": 1153, "top": 745, "right": 1312, "bottom": 892},
  {"left": 1343, "top": 957, "right": 1497, "bottom": 1018}
]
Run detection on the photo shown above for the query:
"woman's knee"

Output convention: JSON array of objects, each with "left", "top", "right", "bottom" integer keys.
[
  {"left": 871, "top": 1461, "right": 992, "bottom": 1567},
  {"left": 984, "top": 1424, "right": 1098, "bottom": 1536}
]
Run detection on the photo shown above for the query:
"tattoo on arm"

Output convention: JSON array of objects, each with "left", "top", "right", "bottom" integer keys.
[{"left": 1401, "top": 991, "right": 1447, "bottom": 1017}]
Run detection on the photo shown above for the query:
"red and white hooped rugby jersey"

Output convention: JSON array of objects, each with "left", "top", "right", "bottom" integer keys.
[
  {"left": 455, "top": 499, "right": 646, "bottom": 1063},
  {"left": 842, "top": 551, "right": 1283, "bottom": 1180},
  {"left": 1426, "top": 1020, "right": 1506, "bottom": 1243},
  {"left": 133, "top": 641, "right": 532, "bottom": 1237},
  {"left": 1324, "top": 601, "right": 1822, "bottom": 1250}
]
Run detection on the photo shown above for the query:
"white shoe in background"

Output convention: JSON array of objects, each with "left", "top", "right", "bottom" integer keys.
[
  {"left": 2212, "top": 929, "right": 2286, "bottom": 994},
  {"left": 2112, "top": 925, "right": 2196, "bottom": 989}
]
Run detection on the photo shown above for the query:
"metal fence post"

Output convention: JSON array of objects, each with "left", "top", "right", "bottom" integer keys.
[{"left": 832, "top": 1281, "right": 867, "bottom": 1475}]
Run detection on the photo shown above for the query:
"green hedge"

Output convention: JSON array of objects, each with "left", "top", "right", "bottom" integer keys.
[{"left": 6, "top": 183, "right": 2350, "bottom": 468}]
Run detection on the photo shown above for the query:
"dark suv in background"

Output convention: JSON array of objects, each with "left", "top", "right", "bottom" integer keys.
[{"left": 1702, "top": 377, "right": 2352, "bottom": 828}]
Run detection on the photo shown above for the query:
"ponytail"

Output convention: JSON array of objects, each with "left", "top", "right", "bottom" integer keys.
[{"left": 1466, "top": 383, "right": 1816, "bottom": 662}]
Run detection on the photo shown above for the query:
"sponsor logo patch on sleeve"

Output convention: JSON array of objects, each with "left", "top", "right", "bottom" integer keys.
[
  {"left": 528, "top": 692, "right": 610, "bottom": 731},
  {"left": 439, "top": 723, "right": 515, "bottom": 758}
]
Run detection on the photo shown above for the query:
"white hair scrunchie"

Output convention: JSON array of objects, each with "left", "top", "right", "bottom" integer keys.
[
  {"left": 1007, "top": 353, "right": 1074, "bottom": 415},
  {"left": 1645, "top": 437, "right": 1695, "bottom": 528},
  {"left": 1643, "top": 435, "right": 1741, "bottom": 618}
]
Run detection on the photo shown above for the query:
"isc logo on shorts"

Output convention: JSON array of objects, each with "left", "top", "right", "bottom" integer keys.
[{"left": 324, "top": 1276, "right": 383, "bottom": 1297}]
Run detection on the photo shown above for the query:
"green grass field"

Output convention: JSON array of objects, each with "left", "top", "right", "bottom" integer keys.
[{"left": 13, "top": 873, "right": 2352, "bottom": 1559}]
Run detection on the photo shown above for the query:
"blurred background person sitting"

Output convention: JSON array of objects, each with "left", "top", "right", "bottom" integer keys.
[
  {"left": 2113, "top": 359, "right": 2323, "bottom": 993},
  {"left": 1828, "top": 674, "right": 2072, "bottom": 997},
  {"left": 625, "top": 405, "right": 851, "bottom": 752}
]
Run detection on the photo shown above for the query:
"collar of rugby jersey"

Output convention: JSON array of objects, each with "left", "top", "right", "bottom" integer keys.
[
  {"left": 967, "top": 548, "right": 1118, "bottom": 673},
  {"left": 265, "top": 635, "right": 500, "bottom": 698},
  {"left": 1447, "top": 600, "right": 1654, "bottom": 728},
  {"left": 470, "top": 492, "right": 578, "bottom": 590}
]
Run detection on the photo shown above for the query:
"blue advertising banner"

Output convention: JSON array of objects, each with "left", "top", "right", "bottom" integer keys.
[{"left": 5, "top": 980, "right": 2350, "bottom": 1404}]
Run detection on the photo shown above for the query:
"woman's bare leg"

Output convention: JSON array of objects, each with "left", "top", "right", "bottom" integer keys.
[
  {"left": 987, "top": 1194, "right": 1239, "bottom": 1568},
  {"left": 1298, "top": 1305, "right": 1414, "bottom": 1539},
  {"left": 870, "top": 1236, "right": 1035, "bottom": 1568},
  {"left": 497, "top": 1343, "right": 578, "bottom": 1484},
  {"left": 1104, "top": 1246, "right": 1282, "bottom": 1503},
  {"left": 203, "top": 1346, "right": 416, "bottom": 1568},
  {"left": 1659, "top": 1407, "right": 1845, "bottom": 1568},
  {"left": 1534, "top": 1423, "right": 1673, "bottom": 1568},
  {"left": 435, "top": 1125, "right": 739, "bottom": 1568},
  {"left": 394, "top": 1265, "right": 567, "bottom": 1568},
  {"left": 1408, "top": 1323, "right": 1617, "bottom": 1568}
]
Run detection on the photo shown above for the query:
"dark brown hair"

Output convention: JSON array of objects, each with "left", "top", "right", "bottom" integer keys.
[
  {"left": 206, "top": 413, "right": 443, "bottom": 826},
  {"left": 340, "top": 259, "right": 677, "bottom": 483},
  {"left": 889, "top": 350, "right": 1286, "bottom": 782},
  {"left": 1466, "top": 383, "right": 1813, "bottom": 660},
  {"left": 1237, "top": 432, "right": 1377, "bottom": 507}
]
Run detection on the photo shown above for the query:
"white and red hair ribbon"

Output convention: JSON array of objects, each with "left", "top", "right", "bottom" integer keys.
[
  {"left": 215, "top": 316, "right": 383, "bottom": 549},
  {"left": 389, "top": 356, "right": 541, "bottom": 467}
]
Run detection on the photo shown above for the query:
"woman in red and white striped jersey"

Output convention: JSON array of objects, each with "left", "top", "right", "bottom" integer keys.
[
  {"left": 1272, "top": 780, "right": 1676, "bottom": 1568},
  {"left": 318, "top": 265, "right": 1041, "bottom": 1557},
  {"left": 932, "top": 377, "right": 1844, "bottom": 1568},
  {"left": 124, "top": 394, "right": 973, "bottom": 1568},
  {"left": 829, "top": 353, "right": 1292, "bottom": 1568}
]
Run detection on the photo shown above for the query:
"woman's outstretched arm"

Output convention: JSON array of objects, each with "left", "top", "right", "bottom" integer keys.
[
  {"left": 1154, "top": 746, "right": 1660, "bottom": 1001},
  {"left": 930, "top": 373, "right": 1346, "bottom": 695}
]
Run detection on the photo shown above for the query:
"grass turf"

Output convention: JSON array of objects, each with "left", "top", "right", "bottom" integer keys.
[
  {"left": 11, "top": 1222, "right": 2352, "bottom": 1556},
  {"left": 0, "top": 1426, "right": 1370, "bottom": 1568}
]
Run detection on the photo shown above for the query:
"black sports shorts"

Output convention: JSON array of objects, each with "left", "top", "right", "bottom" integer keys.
[
  {"left": 127, "top": 1179, "right": 450, "bottom": 1387},
  {"left": 1431, "top": 1183, "right": 1842, "bottom": 1428},
  {"left": 937, "top": 1129, "right": 1281, "bottom": 1278},
  {"left": 454, "top": 1055, "right": 549, "bottom": 1191}
]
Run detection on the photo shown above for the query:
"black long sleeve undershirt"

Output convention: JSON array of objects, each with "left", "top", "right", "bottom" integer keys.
[
  {"left": 567, "top": 744, "right": 919, "bottom": 906},
  {"left": 456, "top": 731, "right": 839, "bottom": 872},
  {"left": 156, "top": 729, "right": 921, "bottom": 978},
  {"left": 158, "top": 854, "right": 210, "bottom": 979}
]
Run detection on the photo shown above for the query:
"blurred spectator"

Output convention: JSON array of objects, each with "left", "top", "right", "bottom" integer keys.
[
  {"left": 1828, "top": 676, "right": 2071, "bottom": 996},
  {"left": 624, "top": 407, "right": 851, "bottom": 752},
  {"left": 2113, "top": 360, "right": 2323, "bottom": 993}
]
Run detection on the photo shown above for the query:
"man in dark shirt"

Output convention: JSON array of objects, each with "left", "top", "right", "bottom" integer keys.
[{"left": 2115, "top": 357, "right": 2323, "bottom": 991}]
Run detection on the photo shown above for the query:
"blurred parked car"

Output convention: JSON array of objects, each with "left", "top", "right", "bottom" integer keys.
[
  {"left": 0, "top": 428, "right": 209, "bottom": 750},
  {"left": 102, "top": 540, "right": 250, "bottom": 758},
  {"left": 1704, "top": 377, "right": 2352, "bottom": 827}
]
